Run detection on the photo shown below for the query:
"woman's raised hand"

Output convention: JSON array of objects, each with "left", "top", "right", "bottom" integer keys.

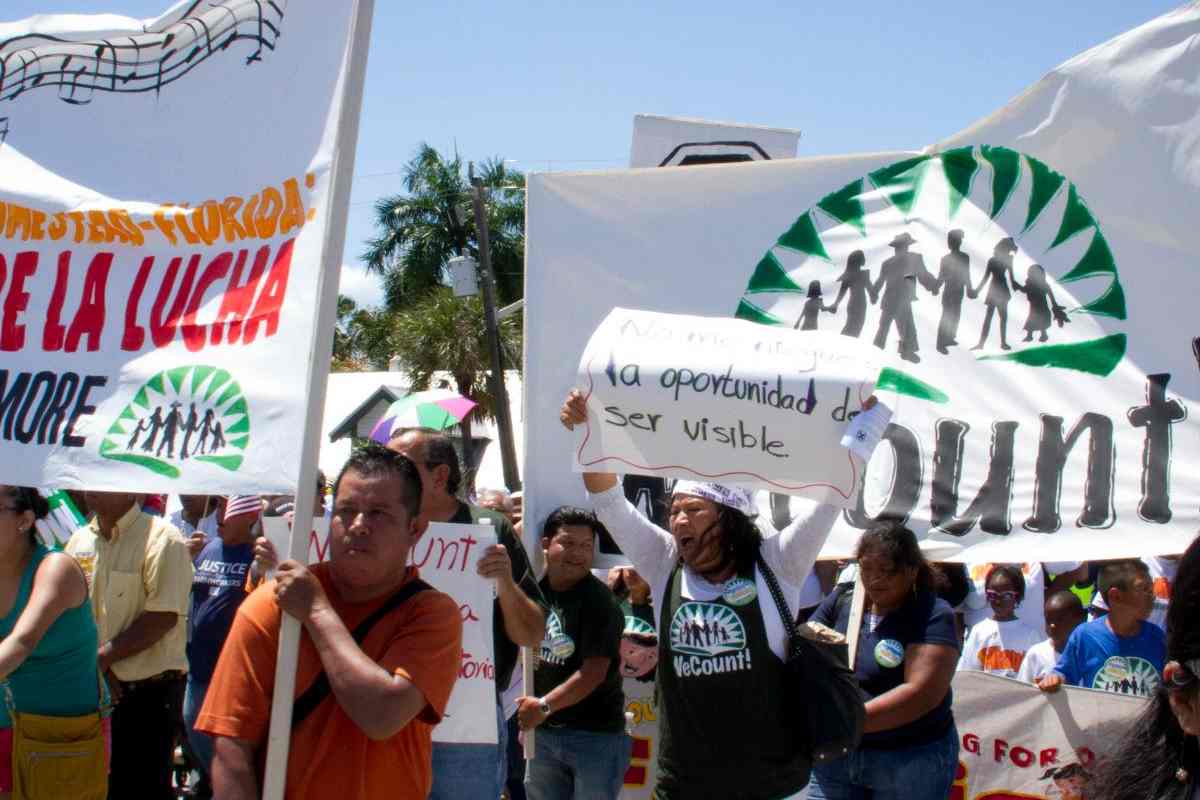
[{"left": 559, "top": 389, "right": 588, "bottom": 430}]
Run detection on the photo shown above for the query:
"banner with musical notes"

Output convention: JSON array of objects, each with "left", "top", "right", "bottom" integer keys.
[{"left": 0, "top": 0, "right": 360, "bottom": 493}]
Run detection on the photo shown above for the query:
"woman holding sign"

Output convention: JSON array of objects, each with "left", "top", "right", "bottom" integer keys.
[
  {"left": 808, "top": 523, "right": 960, "bottom": 800},
  {"left": 560, "top": 389, "right": 856, "bottom": 800}
]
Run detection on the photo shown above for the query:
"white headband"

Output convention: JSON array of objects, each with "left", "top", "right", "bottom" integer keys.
[{"left": 671, "top": 480, "right": 756, "bottom": 517}]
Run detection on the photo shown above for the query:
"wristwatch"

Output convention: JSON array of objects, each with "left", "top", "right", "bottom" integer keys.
[{"left": 537, "top": 697, "right": 551, "bottom": 716}]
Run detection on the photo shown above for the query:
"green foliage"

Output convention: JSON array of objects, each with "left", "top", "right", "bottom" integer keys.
[
  {"left": 361, "top": 143, "right": 525, "bottom": 310},
  {"left": 331, "top": 294, "right": 396, "bottom": 371}
]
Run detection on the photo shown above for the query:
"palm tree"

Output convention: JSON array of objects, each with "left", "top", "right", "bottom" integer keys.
[
  {"left": 362, "top": 143, "right": 525, "bottom": 310},
  {"left": 389, "top": 288, "right": 522, "bottom": 492},
  {"left": 331, "top": 294, "right": 397, "bottom": 372}
]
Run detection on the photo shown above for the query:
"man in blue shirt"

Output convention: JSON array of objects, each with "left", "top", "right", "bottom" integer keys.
[{"left": 1037, "top": 560, "right": 1165, "bottom": 697}]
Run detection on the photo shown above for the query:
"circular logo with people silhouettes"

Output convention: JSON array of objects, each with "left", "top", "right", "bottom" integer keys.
[
  {"left": 669, "top": 601, "right": 747, "bottom": 658},
  {"left": 98, "top": 365, "right": 250, "bottom": 479},
  {"left": 735, "top": 146, "right": 1127, "bottom": 387}
]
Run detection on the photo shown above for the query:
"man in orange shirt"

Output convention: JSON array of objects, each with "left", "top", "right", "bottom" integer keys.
[{"left": 195, "top": 444, "right": 463, "bottom": 800}]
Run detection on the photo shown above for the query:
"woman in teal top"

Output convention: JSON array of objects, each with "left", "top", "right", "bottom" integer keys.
[{"left": 0, "top": 486, "right": 102, "bottom": 798}]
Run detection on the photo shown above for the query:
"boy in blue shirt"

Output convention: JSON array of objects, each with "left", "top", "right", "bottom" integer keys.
[{"left": 1037, "top": 559, "right": 1165, "bottom": 697}]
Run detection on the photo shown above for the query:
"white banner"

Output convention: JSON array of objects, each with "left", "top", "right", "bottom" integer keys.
[
  {"left": 262, "top": 517, "right": 499, "bottom": 744},
  {"left": 525, "top": 6, "right": 1200, "bottom": 563},
  {"left": 0, "top": 1, "right": 356, "bottom": 494},
  {"left": 630, "top": 114, "right": 799, "bottom": 168},
  {"left": 575, "top": 307, "right": 891, "bottom": 505},
  {"left": 950, "top": 672, "right": 1144, "bottom": 800}
]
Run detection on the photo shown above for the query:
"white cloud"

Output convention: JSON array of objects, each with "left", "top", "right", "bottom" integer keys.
[{"left": 338, "top": 264, "right": 385, "bottom": 309}]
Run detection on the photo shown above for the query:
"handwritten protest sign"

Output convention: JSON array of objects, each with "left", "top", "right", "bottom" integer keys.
[
  {"left": 261, "top": 517, "right": 498, "bottom": 744},
  {"left": 573, "top": 307, "right": 890, "bottom": 506}
]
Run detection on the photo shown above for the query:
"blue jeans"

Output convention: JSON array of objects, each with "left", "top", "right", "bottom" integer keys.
[
  {"left": 807, "top": 726, "right": 959, "bottom": 800},
  {"left": 182, "top": 677, "right": 214, "bottom": 776},
  {"left": 429, "top": 702, "right": 507, "bottom": 800},
  {"left": 524, "top": 727, "right": 631, "bottom": 800}
]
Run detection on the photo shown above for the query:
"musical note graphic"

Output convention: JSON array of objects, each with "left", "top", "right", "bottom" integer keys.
[{"left": 0, "top": 0, "right": 288, "bottom": 143}]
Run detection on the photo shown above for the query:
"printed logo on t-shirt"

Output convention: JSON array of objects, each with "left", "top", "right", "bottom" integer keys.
[
  {"left": 538, "top": 610, "right": 576, "bottom": 666},
  {"left": 978, "top": 646, "right": 1026, "bottom": 675},
  {"left": 1092, "top": 656, "right": 1161, "bottom": 697},
  {"left": 874, "top": 639, "right": 905, "bottom": 669},
  {"left": 669, "top": 601, "right": 751, "bottom": 677}
]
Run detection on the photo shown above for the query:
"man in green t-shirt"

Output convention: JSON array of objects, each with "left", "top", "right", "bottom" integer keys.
[{"left": 516, "top": 507, "right": 629, "bottom": 800}]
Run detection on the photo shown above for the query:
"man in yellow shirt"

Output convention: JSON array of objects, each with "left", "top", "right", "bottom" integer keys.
[{"left": 65, "top": 491, "right": 194, "bottom": 800}]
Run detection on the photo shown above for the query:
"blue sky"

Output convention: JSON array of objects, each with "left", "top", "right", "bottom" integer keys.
[{"left": 4, "top": 1, "right": 1184, "bottom": 308}]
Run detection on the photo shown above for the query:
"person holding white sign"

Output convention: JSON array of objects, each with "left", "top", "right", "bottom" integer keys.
[
  {"left": 195, "top": 445, "right": 463, "bottom": 800},
  {"left": 386, "top": 429, "right": 547, "bottom": 800},
  {"left": 517, "top": 507, "right": 628, "bottom": 800},
  {"left": 560, "top": 389, "right": 860, "bottom": 800}
]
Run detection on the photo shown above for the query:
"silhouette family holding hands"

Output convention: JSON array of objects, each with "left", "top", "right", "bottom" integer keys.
[
  {"left": 126, "top": 401, "right": 227, "bottom": 461},
  {"left": 796, "top": 230, "right": 1070, "bottom": 362}
]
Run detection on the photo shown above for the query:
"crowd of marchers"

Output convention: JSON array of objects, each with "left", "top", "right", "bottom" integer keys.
[{"left": 0, "top": 393, "right": 1196, "bottom": 800}]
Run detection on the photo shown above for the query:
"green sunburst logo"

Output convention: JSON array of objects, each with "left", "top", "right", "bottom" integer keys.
[
  {"left": 735, "top": 146, "right": 1127, "bottom": 390},
  {"left": 669, "top": 601, "right": 747, "bottom": 657},
  {"left": 98, "top": 365, "right": 250, "bottom": 479}
]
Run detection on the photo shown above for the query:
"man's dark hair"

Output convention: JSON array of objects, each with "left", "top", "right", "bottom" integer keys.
[
  {"left": 542, "top": 506, "right": 608, "bottom": 543},
  {"left": 986, "top": 563, "right": 1027, "bottom": 601},
  {"left": 333, "top": 443, "right": 423, "bottom": 518},
  {"left": 1098, "top": 559, "right": 1150, "bottom": 606},
  {"left": 393, "top": 428, "right": 463, "bottom": 497}
]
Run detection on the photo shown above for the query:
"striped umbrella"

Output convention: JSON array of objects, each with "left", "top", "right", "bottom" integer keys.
[{"left": 369, "top": 389, "right": 477, "bottom": 443}]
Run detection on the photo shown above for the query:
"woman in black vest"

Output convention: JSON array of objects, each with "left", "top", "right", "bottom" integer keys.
[
  {"left": 559, "top": 390, "right": 844, "bottom": 800},
  {"left": 809, "top": 522, "right": 960, "bottom": 800}
]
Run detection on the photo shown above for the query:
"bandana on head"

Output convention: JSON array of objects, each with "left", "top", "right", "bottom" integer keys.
[
  {"left": 223, "top": 495, "right": 262, "bottom": 523},
  {"left": 671, "top": 480, "right": 755, "bottom": 517}
]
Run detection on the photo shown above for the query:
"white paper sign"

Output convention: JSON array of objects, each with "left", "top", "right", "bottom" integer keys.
[
  {"left": 260, "top": 516, "right": 498, "bottom": 744},
  {"left": 574, "top": 307, "right": 887, "bottom": 506}
]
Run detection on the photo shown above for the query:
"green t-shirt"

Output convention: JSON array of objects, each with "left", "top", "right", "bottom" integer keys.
[
  {"left": 534, "top": 573, "right": 625, "bottom": 732},
  {"left": 451, "top": 502, "right": 545, "bottom": 692}
]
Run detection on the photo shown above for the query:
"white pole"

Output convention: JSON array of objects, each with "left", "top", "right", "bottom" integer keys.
[{"left": 259, "top": 1, "right": 376, "bottom": 798}]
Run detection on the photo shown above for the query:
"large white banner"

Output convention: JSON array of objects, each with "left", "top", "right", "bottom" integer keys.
[
  {"left": 525, "top": 5, "right": 1200, "bottom": 562},
  {"left": 950, "top": 672, "right": 1144, "bottom": 800},
  {"left": 0, "top": 1, "right": 356, "bottom": 494},
  {"left": 263, "top": 517, "right": 499, "bottom": 744}
]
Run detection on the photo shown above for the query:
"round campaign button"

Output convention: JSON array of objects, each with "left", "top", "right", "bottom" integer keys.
[
  {"left": 550, "top": 634, "right": 576, "bottom": 660},
  {"left": 722, "top": 577, "right": 758, "bottom": 606},
  {"left": 874, "top": 639, "right": 905, "bottom": 669}
]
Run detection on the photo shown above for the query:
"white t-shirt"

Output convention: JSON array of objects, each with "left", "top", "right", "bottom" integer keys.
[
  {"left": 1091, "top": 556, "right": 1178, "bottom": 629},
  {"left": 957, "top": 617, "right": 1045, "bottom": 678},
  {"left": 589, "top": 484, "right": 838, "bottom": 660},
  {"left": 1015, "top": 638, "right": 1060, "bottom": 683},
  {"left": 962, "top": 561, "right": 1081, "bottom": 637}
]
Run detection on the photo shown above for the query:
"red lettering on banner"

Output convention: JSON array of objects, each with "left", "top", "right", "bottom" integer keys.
[
  {"left": 211, "top": 246, "right": 268, "bottom": 345},
  {"left": 42, "top": 252, "right": 70, "bottom": 350},
  {"left": 64, "top": 253, "right": 111, "bottom": 352},
  {"left": 0, "top": 251, "right": 37, "bottom": 351},
  {"left": 180, "top": 251, "right": 232, "bottom": 351},
  {"left": 1077, "top": 747, "right": 1095, "bottom": 766},
  {"left": 1040, "top": 747, "right": 1058, "bottom": 767},
  {"left": 1010, "top": 745, "right": 1034, "bottom": 768},
  {"left": 963, "top": 733, "right": 980, "bottom": 754},
  {"left": 460, "top": 604, "right": 479, "bottom": 623},
  {"left": 122, "top": 257, "right": 155, "bottom": 351},
  {"left": 993, "top": 738, "right": 1008, "bottom": 763},
  {"left": 309, "top": 529, "right": 330, "bottom": 563},
  {"left": 150, "top": 254, "right": 200, "bottom": 347},
  {"left": 241, "top": 238, "right": 293, "bottom": 343},
  {"left": 410, "top": 531, "right": 481, "bottom": 573}
]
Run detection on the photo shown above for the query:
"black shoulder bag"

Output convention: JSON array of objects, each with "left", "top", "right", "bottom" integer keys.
[
  {"left": 292, "top": 579, "right": 432, "bottom": 728},
  {"left": 756, "top": 554, "right": 866, "bottom": 763}
]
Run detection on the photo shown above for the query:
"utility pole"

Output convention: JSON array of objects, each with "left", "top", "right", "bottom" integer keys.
[{"left": 470, "top": 163, "right": 521, "bottom": 491}]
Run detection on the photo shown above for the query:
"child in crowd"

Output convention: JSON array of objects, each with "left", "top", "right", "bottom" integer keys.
[
  {"left": 1017, "top": 591, "right": 1087, "bottom": 683},
  {"left": 1038, "top": 560, "right": 1166, "bottom": 697},
  {"left": 957, "top": 564, "right": 1044, "bottom": 678}
]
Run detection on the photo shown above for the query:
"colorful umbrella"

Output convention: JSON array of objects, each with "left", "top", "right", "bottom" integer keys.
[{"left": 369, "top": 389, "right": 477, "bottom": 443}]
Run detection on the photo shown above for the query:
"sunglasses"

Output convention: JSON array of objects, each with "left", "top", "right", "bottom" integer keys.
[
  {"left": 1167, "top": 660, "right": 1200, "bottom": 693},
  {"left": 986, "top": 590, "right": 1019, "bottom": 602}
]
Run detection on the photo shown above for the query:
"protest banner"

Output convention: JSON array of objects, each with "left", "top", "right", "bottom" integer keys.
[
  {"left": 574, "top": 307, "right": 894, "bottom": 505},
  {"left": 260, "top": 516, "right": 500, "bottom": 744},
  {"left": 0, "top": 0, "right": 361, "bottom": 496},
  {"left": 630, "top": 114, "right": 800, "bottom": 168},
  {"left": 950, "top": 672, "right": 1145, "bottom": 800},
  {"left": 525, "top": 5, "right": 1200, "bottom": 564}
]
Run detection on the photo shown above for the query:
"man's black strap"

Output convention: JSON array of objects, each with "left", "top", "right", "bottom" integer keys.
[{"left": 291, "top": 578, "right": 432, "bottom": 728}]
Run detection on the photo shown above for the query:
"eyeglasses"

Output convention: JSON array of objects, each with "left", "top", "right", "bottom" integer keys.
[
  {"left": 1167, "top": 660, "right": 1200, "bottom": 693},
  {"left": 986, "top": 590, "right": 1019, "bottom": 602}
]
